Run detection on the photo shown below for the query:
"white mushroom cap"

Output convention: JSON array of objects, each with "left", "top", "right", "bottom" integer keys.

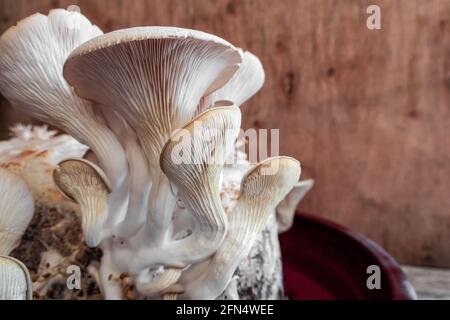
[
  {"left": 0, "top": 255, "right": 32, "bottom": 300},
  {"left": 209, "top": 50, "right": 265, "bottom": 108},
  {"left": 0, "top": 9, "right": 127, "bottom": 189},
  {"left": 179, "top": 156, "right": 301, "bottom": 299},
  {"left": 0, "top": 168, "right": 34, "bottom": 255},
  {"left": 64, "top": 26, "right": 242, "bottom": 174},
  {"left": 276, "top": 179, "right": 314, "bottom": 233},
  {"left": 53, "top": 158, "right": 111, "bottom": 247},
  {"left": 0, "top": 9, "right": 101, "bottom": 125}
]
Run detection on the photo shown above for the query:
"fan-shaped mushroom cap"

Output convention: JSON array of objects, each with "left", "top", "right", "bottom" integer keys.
[
  {"left": 64, "top": 26, "right": 242, "bottom": 174},
  {"left": 53, "top": 159, "right": 111, "bottom": 247},
  {"left": 277, "top": 179, "right": 314, "bottom": 233},
  {"left": 210, "top": 50, "right": 265, "bottom": 108},
  {"left": 0, "top": 168, "right": 34, "bottom": 255},
  {"left": 0, "top": 255, "right": 32, "bottom": 300},
  {"left": 0, "top": 9, "right": 101, "bottom": 125},
  {"left": 179, "top": 156, "right": 301, "bottom": 299},
  {"left": 0, "top": 9, "right": 127, "bottom": 188}
]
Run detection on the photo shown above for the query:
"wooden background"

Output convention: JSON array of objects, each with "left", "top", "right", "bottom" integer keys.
[{"left": 0, "top": 0, "right": 449, "bottom": 267}]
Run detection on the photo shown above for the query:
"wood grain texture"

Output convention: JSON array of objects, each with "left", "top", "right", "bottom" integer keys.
[{"left": 0, "top": 0, "right": 449, "bottom": 266}]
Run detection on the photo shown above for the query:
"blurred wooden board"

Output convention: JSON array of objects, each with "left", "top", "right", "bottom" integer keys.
[
  {"left": 0, "top": 0, "right": 449, "bottom": 266},
  {"left": 402, "top": 266, "right": 450, "bottom": 300}
]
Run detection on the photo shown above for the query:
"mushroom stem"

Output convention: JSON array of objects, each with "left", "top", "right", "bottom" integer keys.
[
  {"left": 67, "top": 109, "right": 128, "bottom": 191},
  {"left": 116, "top": 138, "right": 151, "bottom": 238},
  {"left": 100, "top": 109, "right": 151, "bottom": 239},
  {"left": 144, "top": 176, "right": 176, "bottom": 246},
  {"left": 99, "top": 241, "right": 124, "bottom": 300}
]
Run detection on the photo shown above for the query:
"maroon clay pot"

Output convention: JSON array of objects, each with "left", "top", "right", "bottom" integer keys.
[{"left": 279, "top": 212, "right": 416, "bottom": 300}]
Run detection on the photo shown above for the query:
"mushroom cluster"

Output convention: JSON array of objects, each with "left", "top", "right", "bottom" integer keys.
[{"left": 0, "top": 8, "right": 311, "bottom": 300}]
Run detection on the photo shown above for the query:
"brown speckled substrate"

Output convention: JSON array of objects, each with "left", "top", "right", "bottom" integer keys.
[
  {"left": 11, "top": 203, "right": 103, "bottom": 299},
  {"left": 10, "top": 201, "right": 283, "bottom": 300}
]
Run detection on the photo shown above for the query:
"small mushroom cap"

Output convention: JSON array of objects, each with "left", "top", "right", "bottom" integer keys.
[
  {"left": 212, "top": 50, "right": 265, "bottom": 107},
  {"left": 53, "top": 158, "right": 111, "bottom": 247},
  {"left": 0, "top": 255, "right": 32, "bottom": 300},
  {"left": 240, "top": 156, "right": 301, "bottom": 199},
  {"left": 276, "top": 179, "right": 314, "bottom": 233},
  {"left": 0, "top": 168, "right": 34, "bottom": 255},
  {"left": 53, "top": 158, "right": 112, "bottom": 199}
]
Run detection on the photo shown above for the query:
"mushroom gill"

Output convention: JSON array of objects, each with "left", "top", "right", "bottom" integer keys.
[
  {"left": 0, "top": 168, "right": 34, "bottom": 256},
  {"left": 0, "top": 256, "right": 33, "bottom": 300},
  {"left": 53, "top": 159, "right": 111, "bottom": 247}
]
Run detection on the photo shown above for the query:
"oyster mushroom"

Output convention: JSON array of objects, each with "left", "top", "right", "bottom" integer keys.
[
  {"left": 206, "top": 50, "right": 265, "bottom": 110},
  {"left": 276, "top": 179, "right": 314, "bottom": 233},
  {"left": 0, "top": 256, "right": 32, "bottom": 300},
  {"left": 178, "top": 156, "right": 301, "bottom": 299},
  {"left": 63, "top": 26, "right": 242, "bottom": 245},
  {"left": 0, "top": 10, "right": 130, "bottom": 245},
  {"left": 0, "top": 168, "right": 34, "bottom": 255},
  {"left": 0, "top": 9, "right": 127, "bottom": 189},
  {"left": 124, "top": 105, "right": 240, "bottom": 274},
  {"left": 132, "top": 105, "right": 240, "bottom": 296},
  {"left": 151, "top": 105, "right": 240, "bottom": 264},
  {"left": 53, "top": 159, "right": 111, "bottom": 247}
]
